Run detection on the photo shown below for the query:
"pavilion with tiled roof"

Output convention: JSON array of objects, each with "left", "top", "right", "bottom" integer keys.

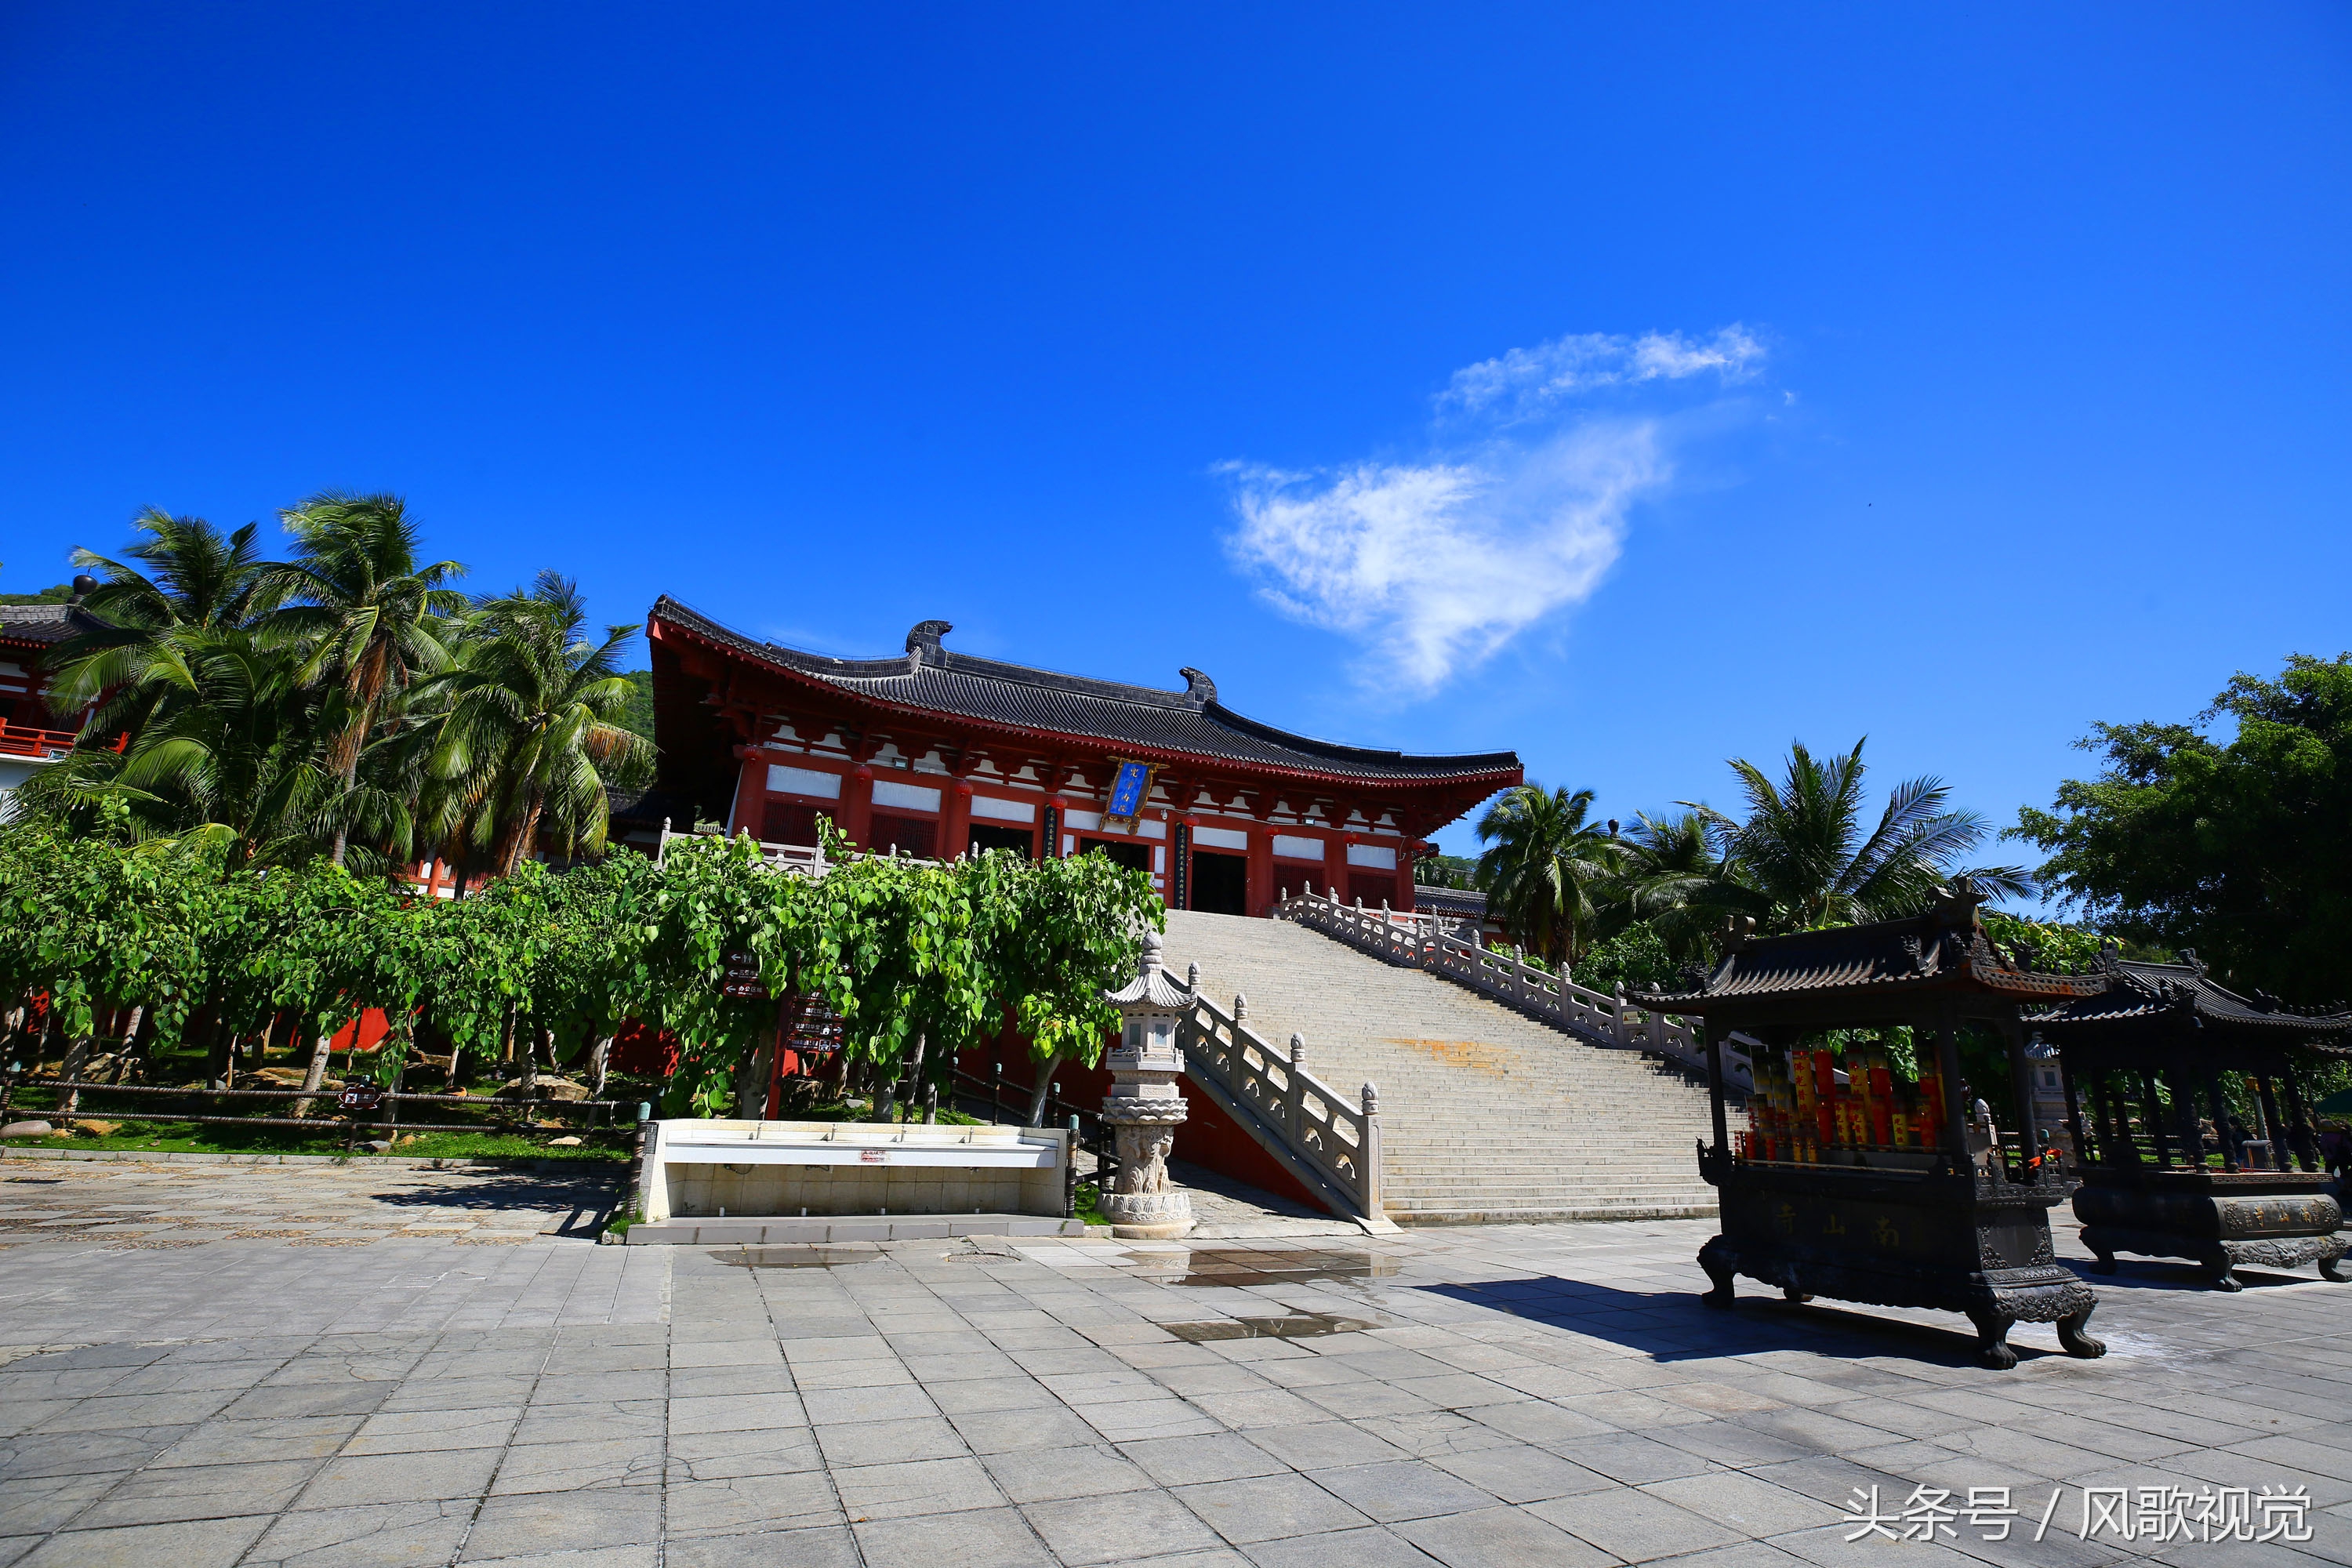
[{"left": 640, "top": 598, "right": 1522, "bottom": 915}]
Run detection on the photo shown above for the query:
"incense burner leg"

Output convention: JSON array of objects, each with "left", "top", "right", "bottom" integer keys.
[
  {"left": 2198, "top": 1245, "right": 2242, "bottom": 1293},
  {"left": 2056, "top": 1303, "right": 2106, "bottom": 1359},
  {"left": 2078, "top": 1225, "right": 2120, "bottom": 1274},
  {"left": 2321, "top": 1250, "right": 2346, "bottom": 1283},
  {"left": 1966, "top": 1306, "right": 2019, "bottom": 1370},
  {"left": 1697, "top": 1236, "right": 1737, "bottom": 1309}
]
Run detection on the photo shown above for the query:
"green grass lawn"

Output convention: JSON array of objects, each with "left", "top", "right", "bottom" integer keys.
[{"left": 0, "top": 1119, "right": 632, "bottom": 1163}]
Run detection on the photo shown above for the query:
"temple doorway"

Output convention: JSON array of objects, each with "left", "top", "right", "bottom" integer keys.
[
  {"left": 967, "top": 823, "right": 1035, "bottom": 858},
  {"left": 1191, "top": 850, "right": 1247, "bottom": 915},
  {"left": 1076, "top": 837, "right": 1150, "bottom": 874}
]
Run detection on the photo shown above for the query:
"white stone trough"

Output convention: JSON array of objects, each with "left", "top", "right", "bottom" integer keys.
[{"left": 625, "top": 1119, "right": 1086, "bottom": 1244}]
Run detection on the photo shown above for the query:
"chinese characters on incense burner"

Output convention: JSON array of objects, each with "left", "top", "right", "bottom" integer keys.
[{"left": 1098, "top": 929, "right": 1196, "bottom": 1240}]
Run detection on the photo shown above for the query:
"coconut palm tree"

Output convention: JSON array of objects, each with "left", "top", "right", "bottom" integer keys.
[
  {"left": 1693, "top": 739, "right": 2029, "bottom": 935},
  {"left": 421, "top": 573, "right": 653, "bottom": 878},
  {"left": 45, "top": 509, "right": 267, "bottom": 735},
  {"left": 1473, "top": 783, "right": 1621, "bottom": 967},
  {"left": 1606, "top": 808, "right": 1740, "bottom": 960},
  {"left": 20, "top": 626, "right": 349, "bottom": 862},
  {"left": 260, "top": 493, "right": 466, "bottom": 865}
]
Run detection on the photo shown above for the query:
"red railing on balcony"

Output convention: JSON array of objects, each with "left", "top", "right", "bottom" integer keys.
[{"left": 0, "top": 721, "right": 120, "bottom": 760}]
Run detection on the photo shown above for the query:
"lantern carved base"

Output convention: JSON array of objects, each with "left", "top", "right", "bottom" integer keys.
[{"left": 1101, "top": 1107, "right": 1192, "bottom": 1240}]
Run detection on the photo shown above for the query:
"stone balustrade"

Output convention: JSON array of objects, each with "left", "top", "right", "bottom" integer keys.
[
  {"left": 1275, "top": 887, "right": 1756, "bottom": 1096},
  {"left": 1172, "top": 986, "right": 1389, "bottom": 1229}
]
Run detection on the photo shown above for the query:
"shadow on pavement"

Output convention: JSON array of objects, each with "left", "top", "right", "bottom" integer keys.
[{"left": 1421, "top": 1276, "right": 2069, "bottom": 1370}]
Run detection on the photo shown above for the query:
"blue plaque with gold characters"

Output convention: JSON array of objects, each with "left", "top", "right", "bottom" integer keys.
[{"left": 1103, "top": 759, "right": 1156, "bottom": 826}]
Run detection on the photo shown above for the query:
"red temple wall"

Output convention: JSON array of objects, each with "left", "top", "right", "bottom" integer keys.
[{"left": 732, "top": 748, "right": 1416, "bottom": 919}]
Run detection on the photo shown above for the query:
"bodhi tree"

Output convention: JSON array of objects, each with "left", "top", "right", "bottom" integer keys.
[
  {"left": 978, "top": 848, "right": 1165, "bottom": 1127},
  {"left": 2011, "top": 652, "right": 2352, "bottom": 1007}
]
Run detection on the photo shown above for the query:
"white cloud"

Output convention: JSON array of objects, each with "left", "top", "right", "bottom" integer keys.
[
  {"left": 1223, "top": 325, "right": 1764, "bottom": 695},
  {"left": 1226, "top": 421, "right": 1664, "bottom": 696},
  {"left": 1441, "top": 325, "right": 1764, "bottom": 423}
]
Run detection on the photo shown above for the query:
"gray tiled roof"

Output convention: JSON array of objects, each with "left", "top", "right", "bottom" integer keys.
[
  {"left": 2030, "top": 957, "right": 2352, "bottom": 1040},
  {"left": 0, "top": 603, "right": 82, "bottom": 644},
  {"left": 1636, "top": 899, "right": 2103, "bottom": 1011},
  {"left": 652, "top": 597, "right": 1520, "bottom": 786}
]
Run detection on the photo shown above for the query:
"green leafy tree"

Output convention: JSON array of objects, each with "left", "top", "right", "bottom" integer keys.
[
  {"left": 973, "top": 848, "right": 1164, "bottom": 1125},
  {"left": 2009, "top": 653, "right": 2352, "bottom": 1004},
  {"left": 1474, "top": 784, "right": 1621, "bottom": 967},
  {"left": 1572, "top": 920, "right": 1683, "bottom": 998}
]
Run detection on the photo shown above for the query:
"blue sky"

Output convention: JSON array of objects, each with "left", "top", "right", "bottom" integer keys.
[{"left": 4, "top": 5, "right": 2347, "bottom": 883}]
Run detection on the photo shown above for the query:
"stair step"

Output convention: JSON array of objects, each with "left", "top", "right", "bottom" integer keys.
[{"left": 1167, "top": 910, "right": 1719, "bottom": 1227}]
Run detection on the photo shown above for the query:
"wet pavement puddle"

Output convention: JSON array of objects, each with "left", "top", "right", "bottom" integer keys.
[
  {"left": 1116, "top": 1246, "right": 1401, "bottom": 1287},
  {"left": 1160, "top": 1311, "right": 1378, "bottom": 1342},
  {"left": 713, "top": 1245, "right": 887, "bottom": 1269}
]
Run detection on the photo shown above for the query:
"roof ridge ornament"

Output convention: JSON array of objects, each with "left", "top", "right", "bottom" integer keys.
[
  {"left": 906, "top": 620, "right": 953, "bottom": 667},
  {"left": 1932, "top": 876, "right": 1987, "bottom": 931},
  {"left": 1179, "top": 666, "right": 1217, "bottom": 706}
]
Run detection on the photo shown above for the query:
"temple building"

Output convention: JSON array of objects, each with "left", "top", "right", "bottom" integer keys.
[
  {"left": 637, "top": 599, "right": 1521, "bottom": 916},
  {"left": 0, "top": 590, "right": 105, "bottom": 816}
]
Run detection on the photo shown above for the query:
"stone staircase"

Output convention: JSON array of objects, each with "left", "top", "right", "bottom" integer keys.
[{"left": 1163, "top": 910, "right": 1720, "bottom": 1225}]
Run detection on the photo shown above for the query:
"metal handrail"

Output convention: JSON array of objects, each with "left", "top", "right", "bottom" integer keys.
[{"left": 1275, "top": 887, "right": 1756, "bottom": 1095}]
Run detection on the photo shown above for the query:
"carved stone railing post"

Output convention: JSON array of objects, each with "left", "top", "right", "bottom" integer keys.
[
  {"left": 1171, "top": 987, "right": 1382, "bottom": 1225},
  {"left": 1360, "top": 1083, "right": 1383, "bottom": 1215},
  {"left": 1288, "top": 1033, "right": 1308, "bottom": 1137}
]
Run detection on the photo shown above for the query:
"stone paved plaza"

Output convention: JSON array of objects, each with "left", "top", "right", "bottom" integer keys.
[{"left": 2, "top": 1157, "right": 2349, "bottom": 1567}]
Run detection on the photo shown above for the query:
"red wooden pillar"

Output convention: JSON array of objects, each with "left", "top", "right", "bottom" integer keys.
[
  {"left": 728, "top": 747, "right": 766, "bottom": 837},
  {"left": 842, "top": 764, "right": 875, "bottom": 849},
  {"left": 1247, "top": 822, "right": 1276, "bottom": 917},
  {"left": 944, "top": 779, "right": 973, "bottom": 862},
  {"left": 1396, "top": 840, "right": 1421, "bottom": 914}
]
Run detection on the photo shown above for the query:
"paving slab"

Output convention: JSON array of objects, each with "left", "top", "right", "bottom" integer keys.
[{"left": 1, "top": 1160, "right": 2349, "bottom": 1564}]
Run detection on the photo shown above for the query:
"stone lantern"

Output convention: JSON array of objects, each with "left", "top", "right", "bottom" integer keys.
[{"left": 1098, "top": 929, "right": 1196, "bottom": 1239}]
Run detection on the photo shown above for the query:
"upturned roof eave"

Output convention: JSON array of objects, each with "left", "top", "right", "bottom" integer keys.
[{"left": 651, "top": 598, "right": 1523, "bottom": 794}]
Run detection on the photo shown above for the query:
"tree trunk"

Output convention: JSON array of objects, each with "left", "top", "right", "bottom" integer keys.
[
  {"left": 587, "top": 1033, "right": 612, "bottom": 1100},
  {"left": 107, "top": 1006, "right": 147, "bottom": 1083},
  {"left": 206, "top": 1013, "right": 231, "bottom": 1091},
  {"left": 734, "top": 1040, "right": 771, "bottom": 1122},
  {"left": 902, "top": 1033, "right": 927, "bottom": 1124},
  {"left": 292, "top": 1029, "right": 333, "bottom": 1118},
  {"left": 444, "top": 1040, "right": 464, "bottom": 1090},
  {"left": 505, "top": 797, "right": 546, "bottom": 877},
  {"left": 1025, "top": 1054, "right": 1061, "bottom": 1128},
  {"left": 521, "top": 1022, "right": 544, "bottom": 1102},
  {"left": 59, "top": 1019, "right": 100, "bottom": 1115},
  {"left": 328, "top": 651, "right": 387, "bottom": 869}
]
